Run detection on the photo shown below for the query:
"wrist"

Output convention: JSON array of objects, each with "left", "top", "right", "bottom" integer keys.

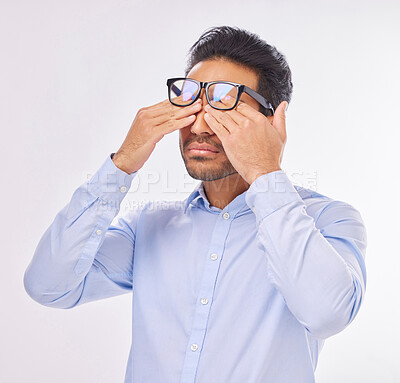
[
  {"left": 248, "top": 166, "right": 282, "bottom": 185},
  {"left": 112, "top": 152, "right": 135, "bottom": 175}
]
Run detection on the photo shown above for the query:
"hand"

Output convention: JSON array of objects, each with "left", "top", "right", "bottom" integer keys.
[
  {"left": 113, "top": 98, "right": 203, "bottom": 174},
  {"left": 203, "top": 99, "right": 288, "bottom": 185}
]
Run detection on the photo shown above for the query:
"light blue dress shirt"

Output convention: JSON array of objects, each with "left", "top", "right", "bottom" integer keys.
[{"left": 24, "top": 153, "right": 367, "bottom": 383}]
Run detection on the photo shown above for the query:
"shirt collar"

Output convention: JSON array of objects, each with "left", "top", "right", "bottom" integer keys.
[
  {"left": 184, "top": 181, "right": 251, "bottom": 215},
  {"left": 184, "top": 181, "right": 205, "bottom": 214}
]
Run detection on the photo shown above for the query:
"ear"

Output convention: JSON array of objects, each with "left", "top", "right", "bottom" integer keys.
[{"left": 267, "top": 115, "right": 274, "bottom": 125}]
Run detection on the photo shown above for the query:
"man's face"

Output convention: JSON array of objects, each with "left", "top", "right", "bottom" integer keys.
[{"left": 179, "top": 59, "right": 262, "bottom": 181}]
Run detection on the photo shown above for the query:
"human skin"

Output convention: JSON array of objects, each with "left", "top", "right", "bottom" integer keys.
[
  {"left": 112, "top": 96, "right": 203, "bottom": 174},
  {"left": 112, "top": 58, "right": 287, "bottom": 210},
  {"left": 179, "top": 58, "right": 288, "bottom": 209}
]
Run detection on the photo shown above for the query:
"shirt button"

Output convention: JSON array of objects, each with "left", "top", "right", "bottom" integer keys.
[
  {"left": 210, "top": 253, "right": 218, "bottom": 261},
  {"left": 200, "top": 297, "right": 208, "bottom": 305},
  {"left": 190, "top": 343, "right": 198, "bottom": 351},
  {"left": 96, "top": 229, "right": 102, "bottom": 235},
  {"left": 120, "top": 185, "right": 127, "bottom": 193},
  {"left": 223, "top": 212, "right": 230, "bottom": 220}
]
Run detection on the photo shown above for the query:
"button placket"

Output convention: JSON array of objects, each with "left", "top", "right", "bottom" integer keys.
[{"left": 179, "top": 209, "right": 236, "bottom": 383}]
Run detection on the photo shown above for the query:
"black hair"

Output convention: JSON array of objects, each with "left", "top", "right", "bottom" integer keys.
[{"left": 184, "top": 25, "right": 293, "bottom": 116}]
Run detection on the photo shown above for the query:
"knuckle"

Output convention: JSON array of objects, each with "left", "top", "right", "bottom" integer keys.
[
  {"left": 168, "top": 104, "right": 175, "bottom": 118},
  {"left": 167, "top": 119, "right": 175, "bottom": 128},
  {"left": 243, "top": 119, "right": 252, "bottom": 129},
  {"left": 220, "top": 113, "right": 228, "bottom": 122},
  {"left": 137, "top": 108, "right": 147, "bottom": 119}
]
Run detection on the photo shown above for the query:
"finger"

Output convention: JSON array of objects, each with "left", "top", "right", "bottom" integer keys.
[
  {"left": 210, "top": 93, "right": 236, "bottom": 109},
  {"left": 154, "top": 93, "right": 195, "bottom": 108},
  {"left": 170, "top": 93, "right": 194, "bottom": 105},
  {"left": 221, "top": 107, "right": 248, "bottom": 126},
  {"left": 212, "top": 97, "right": 248, "bottom": 126},
  {"left": 150, "top": 100, "right": 203, "bottom": 124},
  {"left": 205, "top": 105, "right": 238, "bottom": 133},
  {"left": 272, "top": 101, "right": 288, "bottom": 142},
  {"left": 235, "top": 100, "right": 261, "bottom": 122},
  {"left": 204, "top": 111, "right": 230, "bottom": 139},
  {"left": 145, "top": 96, "right": 201, "bottom": 116},
  {"left": 157, "top": 114, "right": 197, "bottom": 135},
  {"left": 143, "top": 98, "right": 171, "bottom": 110}
]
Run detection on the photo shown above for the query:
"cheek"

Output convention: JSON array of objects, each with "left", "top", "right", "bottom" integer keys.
[
  {"left": 180, "top": 127, "right": 190, "bottom": 138},
  {"left": 179, "top": 128, "right": 191, "bottom": 146}
]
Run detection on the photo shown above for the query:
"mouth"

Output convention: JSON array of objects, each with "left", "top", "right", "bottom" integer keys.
[
  {"left": 188, "top": 148, "right": 219, "bottom": 156},
  {"left": 186, "top": 142, "right": 220, "bottom": 153}
]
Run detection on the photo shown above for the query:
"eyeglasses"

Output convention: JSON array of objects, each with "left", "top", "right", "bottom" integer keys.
[{"left": 166, "top": 77, "right": 275, "bottom": 116}]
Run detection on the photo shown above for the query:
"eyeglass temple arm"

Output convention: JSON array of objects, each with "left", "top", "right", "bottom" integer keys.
[
  {"left": 171, "top": 84, "right": 181, "bottom": 97},
  {"left": 243, "top": 86, "right": 275, "bottom": 115}
]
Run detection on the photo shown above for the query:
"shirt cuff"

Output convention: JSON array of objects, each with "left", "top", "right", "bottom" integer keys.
[
  {"left": 85, "top": 153, "right": 138, "bottom": 206},
  {"left": 245, "top": 170, "right": 303, "bottom": 225}
]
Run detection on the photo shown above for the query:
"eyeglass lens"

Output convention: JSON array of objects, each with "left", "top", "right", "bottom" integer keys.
[{"left": 170, "top": 79, "right": 238, "bottom": 109}]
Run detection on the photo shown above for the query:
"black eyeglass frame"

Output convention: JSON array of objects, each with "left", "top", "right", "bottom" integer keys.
[{"left": 166, "top": 77, "right": 275, "bottom": 116}]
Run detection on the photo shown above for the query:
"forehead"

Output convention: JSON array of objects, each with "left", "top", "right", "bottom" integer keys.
[{"left": 187, "top": 59, "right": 259, "bottom": 90}]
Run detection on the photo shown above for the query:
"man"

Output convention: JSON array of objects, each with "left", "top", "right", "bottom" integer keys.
[{"left": 24, "top": 26, "right": 367, "bottom": 383}]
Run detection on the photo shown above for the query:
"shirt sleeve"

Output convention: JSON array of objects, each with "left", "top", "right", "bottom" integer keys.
[
  {"left": 245, "top": 170, "right": 367, "bottom": 339},
  {"left": 23, "top": 153, "right": 142, "bottom": 309}
]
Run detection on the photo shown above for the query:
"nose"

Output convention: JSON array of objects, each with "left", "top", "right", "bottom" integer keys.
[{"left": 190, "top": 89, "right": 215, "bottom": 136}]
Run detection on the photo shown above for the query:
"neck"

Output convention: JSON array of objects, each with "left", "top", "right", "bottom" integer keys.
[{"left": 202, "top": 173, "right": 250, "bottom": 210}]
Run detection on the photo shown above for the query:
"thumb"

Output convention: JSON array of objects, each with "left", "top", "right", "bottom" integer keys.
[{"left": 272, "top": 101, "right": 288, "bottom": 141}]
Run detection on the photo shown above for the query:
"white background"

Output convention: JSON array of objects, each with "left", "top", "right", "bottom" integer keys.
[{"left": 1, "top": 0, "right": 399, "bottom": 382}]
